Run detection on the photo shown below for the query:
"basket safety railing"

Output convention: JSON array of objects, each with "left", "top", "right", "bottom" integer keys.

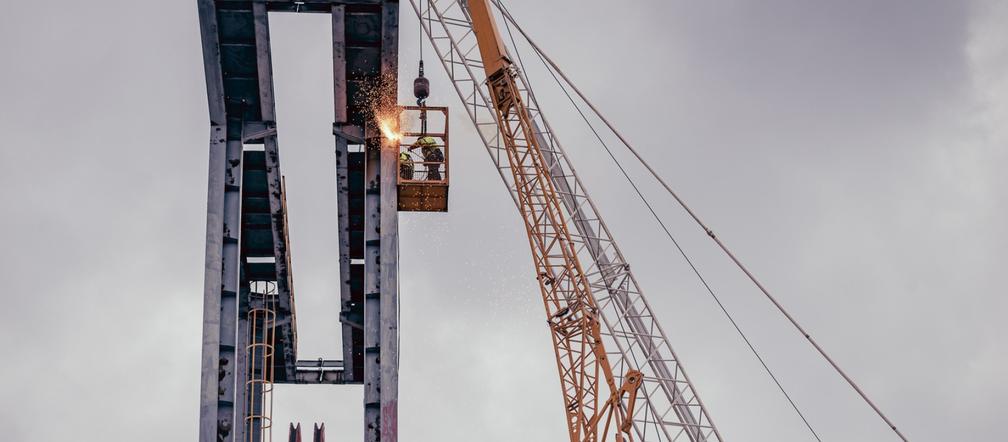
[{"left": 396, "top": 105, "right": 449, "bottom": 187}]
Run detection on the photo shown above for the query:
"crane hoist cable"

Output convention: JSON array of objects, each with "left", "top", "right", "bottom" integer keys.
[
  {"left": 494, "top": 4, "right": 820, "bottom": 441},
  {"left": 494, "top": 3, "right": 824, "bottom": 439},
  {"left": 495, "top": 15, "right": 723, "bottom": 439},
  {"left": 461, "top": 1, "right": 703, "bottom": 439},
  {"left": 490, "top": 2, "right": 909, "bottom": 441}
]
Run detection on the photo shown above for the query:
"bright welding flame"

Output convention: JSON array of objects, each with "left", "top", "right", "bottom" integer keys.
[{"left": 378, "top": 117, "right": 401, "bottom": 142}]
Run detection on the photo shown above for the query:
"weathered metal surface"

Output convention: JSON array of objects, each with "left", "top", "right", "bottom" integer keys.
[
  {"left": 334, "top": 0, "right": 390, "bottom": 393},
  {"left": 335, "top": 133, "right": 356, "bottom": 382},
  {"left": 348, "top": 153, "right": 367, "bottom": 382},
  {"left": 220, "top": 138, "right": 245, "bottom": 442},
  {"left": 199, "top": 125, "right": 227, "bottom": 442},
  {"left": 332, "top": 4, "right": 360, "bottom": 386},
  {"left": 196, "top": 5, "right": 247, "bottom": 435},
  {"left": 252, "top": 1, "right": 298, "bottom": 383},
  {"left": 378, "top": 2, "right": 400, "bottom": 441},
  {"left": 199, "top": 1, "right": 399, "bottom": 438},
  {"left": 198, "top": 0, "right": 226, "bottom": 124},
  {"left": 363, "top": 140, "right": 382, "bottom": 442},
  {"left": 197, "top": 0, "right": 228, "bottom": 438},
  {"left": 333, "top": 5, "right": 348, "bottom": 125}
]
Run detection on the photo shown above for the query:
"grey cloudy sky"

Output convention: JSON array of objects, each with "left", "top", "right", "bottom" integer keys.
[{"left": 1, "top": 0, "right": 1005, "bottom": 440}]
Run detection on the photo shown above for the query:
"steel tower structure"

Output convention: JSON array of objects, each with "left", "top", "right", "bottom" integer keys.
[
  {"left": 196, "top": 1, "right": 404, "bottom": 441},
  {"left": 191, "top": 0, "right": 922, "bottom": 439},
  {"left": 197, "top": 0, "right": 719, "bottom": 441}
]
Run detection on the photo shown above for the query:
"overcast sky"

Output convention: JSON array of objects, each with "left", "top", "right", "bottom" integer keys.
[{"left": 1, "top": 0, "right": 1005, "bottom": 441}]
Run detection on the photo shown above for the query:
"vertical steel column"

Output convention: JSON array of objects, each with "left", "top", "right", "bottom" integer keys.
[
  {"left": 332, "top": 4, "right": 355, "bottom": 382},
  {"left": 221, "top": 138, "right": 244, "bottom": 442},
  {"left": 331, "top": 4, "right": 346, "bottom": 126},
  {"left": 199, "top": 123, "right": 227, "bottom": 442},
  {"left": 378, "top": 2, "right": 400, "bottom": 441},
  {"left": 363, "top": 139, "right": 381, "bottom": 442},
  {"left": 197, "top": 0, "right": 231, "bottom": 439},
  {"left": 198, "top": 133, "right": 242, "bottom": 442},
  {"left": 199, "top": 130, "right": 245, "bottom": 442},
  {"left": 252, "top": 0, "right": 296, "bottom": 383},
  {"left": 377, "top": 141, "right": 399, "bottom": 442}
]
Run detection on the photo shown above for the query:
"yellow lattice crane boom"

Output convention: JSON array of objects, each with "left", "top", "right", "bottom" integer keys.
[{"left": 466, "top": 1, "right": 640, "bottom": 440}]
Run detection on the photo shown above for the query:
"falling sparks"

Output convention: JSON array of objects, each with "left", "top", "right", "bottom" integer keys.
[{"left": 355, "top": 72, "right": 402, "bottom": 143}]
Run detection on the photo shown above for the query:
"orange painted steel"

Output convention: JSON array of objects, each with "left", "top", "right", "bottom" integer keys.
[{"left": 468, "top": 1, "right": 638, "bottom": 440}]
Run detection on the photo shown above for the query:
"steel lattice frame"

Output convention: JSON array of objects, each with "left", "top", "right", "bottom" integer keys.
[
  {"left": 487, "top": 64, "right": 609, "bottom": 439},
  {"left": 409, "top": 0, "right": 723, "bottom": 440}
]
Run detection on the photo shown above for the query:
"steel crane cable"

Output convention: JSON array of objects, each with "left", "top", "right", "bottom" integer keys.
[
  {"left": 418, "top": 0, "right": 422, "bottom": 59},
  {"left": 539, "top": 57, "right": 822, "bottom": 442},
  {"left": 495, "top": 4, "right": 820, "bottom": 439},
  {"left": 497, "top": 13, "right": 701, "bottom": 441},
  {"left": 499, "top": 10, "right": 698, "bottom": 439},
  {"left": 490, "top": 2, "right": 909, "bottom": 441}
]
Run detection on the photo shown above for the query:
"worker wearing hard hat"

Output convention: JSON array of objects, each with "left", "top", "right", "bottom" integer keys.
[
  {"left": 414, "top": 136, "right": 444, "bottom": 181},
  {"left": 399, "top": 151, "right": 414, "bottom": 180}
]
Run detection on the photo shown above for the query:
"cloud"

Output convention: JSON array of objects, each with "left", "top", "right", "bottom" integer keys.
[{"left": 0, "top": 1, "right": 1004, "bottom": 441}]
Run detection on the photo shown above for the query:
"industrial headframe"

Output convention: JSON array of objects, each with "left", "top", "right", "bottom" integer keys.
[{"left": 196, "top": 0, "right": 911, "bottom": 441}]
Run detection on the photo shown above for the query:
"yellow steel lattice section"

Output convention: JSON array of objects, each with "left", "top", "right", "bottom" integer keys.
[
  {"left": 486, "top": 68, "right": 630, "bottom": 441},
  {"left": 409, "top": 0, "right": 723, "bottom": 439}
]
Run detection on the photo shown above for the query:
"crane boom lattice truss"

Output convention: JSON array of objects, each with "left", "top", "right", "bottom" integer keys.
[{"left": 409, "top": 0, "right": 723, "bottom": 440}]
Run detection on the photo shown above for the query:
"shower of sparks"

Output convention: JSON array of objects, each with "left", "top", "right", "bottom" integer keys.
[
  {"left": 356, "top": 72, "right": 402, "bottom": 142},
  {"left": 378, "top": 115, "right": 402, "bottom": 141}
]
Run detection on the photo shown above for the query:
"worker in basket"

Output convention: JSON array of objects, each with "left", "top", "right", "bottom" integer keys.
[
  {"left": 399, "top": 151, "right": 414, "bottom": 180},
  {"left": 413, "top": 136, "right": 444, "bottom": 181}
]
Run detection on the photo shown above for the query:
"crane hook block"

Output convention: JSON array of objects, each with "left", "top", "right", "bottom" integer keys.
[{"left": 413, "top": 76, "right": 430, "bottom": 102}]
